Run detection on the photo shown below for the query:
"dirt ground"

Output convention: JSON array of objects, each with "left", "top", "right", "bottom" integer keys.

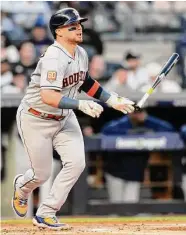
[{"left": 1, "top": 218, "right": 186, "bottom": 235}]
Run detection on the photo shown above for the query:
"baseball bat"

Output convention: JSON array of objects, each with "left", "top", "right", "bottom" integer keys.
[{"left": 134, "top": 53, "right": 179, "bottom": 110}]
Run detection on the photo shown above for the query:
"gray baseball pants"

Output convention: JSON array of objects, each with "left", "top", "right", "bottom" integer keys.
[{"left": 16, "top": 105, "right": 85, "bottom": 217}]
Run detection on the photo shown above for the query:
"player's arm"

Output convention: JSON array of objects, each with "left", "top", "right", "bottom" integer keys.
[
  {"left": 79, "top": 72, "right": 135, "bottom": 114},
  {"left": 40, "top": 57, "right": 103, "bottom": 118},
  {"left": 41, "top": 89, "right": 77, "bottom": 108},
  {"left": 41, "top": 89, "right": 104, "bottom": 118}
]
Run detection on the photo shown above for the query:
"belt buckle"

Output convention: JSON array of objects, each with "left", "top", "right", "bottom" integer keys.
[{"left": 40, "top": 113, "right": 48, "bottom": 119}]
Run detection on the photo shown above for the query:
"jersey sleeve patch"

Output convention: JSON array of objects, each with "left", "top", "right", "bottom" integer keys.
[{"left": 47, "top": 71, "right": 57, "bottom": 83}]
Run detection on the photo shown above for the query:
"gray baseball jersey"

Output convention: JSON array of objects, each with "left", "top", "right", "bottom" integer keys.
[
  {"left": 15, "top": 41, "right": 89, "bottom": 217},
  {"left": 22, "top": 41, "right": 88, "bottom": 116}
]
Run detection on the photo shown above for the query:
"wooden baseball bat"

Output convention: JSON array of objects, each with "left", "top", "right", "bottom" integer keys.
[{"left": 134, "top": 53, "right": 179, "bottom": 110}]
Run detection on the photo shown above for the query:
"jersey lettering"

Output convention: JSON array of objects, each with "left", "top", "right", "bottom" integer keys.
[
  {"left": 69, "top": 75, "right": 73, "bottom": 85},
  {"left": 63, "top": 78, "right": 68, "bottom": 87},
  {"left": 62, "top": 71, "right": 86, "bottom": 88},
  {"left": 74, "top": 72, "right": 79, "bottom": 82}
]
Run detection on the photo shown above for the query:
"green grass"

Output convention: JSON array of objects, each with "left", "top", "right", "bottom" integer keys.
[{"left": 1, "top": 216, "right": 186, "bottom": 224}]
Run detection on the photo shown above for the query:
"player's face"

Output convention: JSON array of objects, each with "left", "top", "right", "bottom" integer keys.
[{"left": 57, "top": 22, "right": 83, "bottom": 44}]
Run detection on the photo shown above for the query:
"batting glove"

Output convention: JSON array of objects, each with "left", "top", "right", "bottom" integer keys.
[
  {"left": 106, "top": 92, "right": 135, "bottom": 114},
  {"left": 78, "top": 100, "right": 103, "bottom": 118}
]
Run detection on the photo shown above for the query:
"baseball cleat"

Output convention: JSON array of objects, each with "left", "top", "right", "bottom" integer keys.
[
  {"left": 32, "top": 216, "right": 71, "bottom": 230},
  {"left": 12, "top": 174, "right": 28, "bottom": 217}
]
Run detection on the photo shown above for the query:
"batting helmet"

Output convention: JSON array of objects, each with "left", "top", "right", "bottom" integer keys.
[{"left": 49, "top": 8, "right": 88, "bottom": 38}]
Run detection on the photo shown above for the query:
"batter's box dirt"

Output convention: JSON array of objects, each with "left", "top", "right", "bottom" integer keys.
[{"left": 1, "top": 216, "right": 186, "bottom": 235}]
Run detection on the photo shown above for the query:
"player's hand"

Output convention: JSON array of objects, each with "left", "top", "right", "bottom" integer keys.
[
  {"left": 106, "top": 92, "right": 135, "bottom": 114},
  {"left": 78, "top": 100, "right": 103, "bottom": 118}
]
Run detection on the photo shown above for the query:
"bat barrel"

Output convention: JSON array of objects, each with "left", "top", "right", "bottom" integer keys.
[
  {"left": 161, "top": 53, "right": 179, "bottom": 76},
  {"left": 152, "top": 53, "right": 179, "bottom": 89},
  {"left": 135, "top": 53, "right": 179, "bottom": 110}
]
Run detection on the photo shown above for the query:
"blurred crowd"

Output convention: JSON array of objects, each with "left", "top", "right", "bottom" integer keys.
[
  {"left": 1, "top": 1, "right": 186, "bottom": 94},
  {"left": 1, "top": 1, "right": 186, "bottom": 215}
]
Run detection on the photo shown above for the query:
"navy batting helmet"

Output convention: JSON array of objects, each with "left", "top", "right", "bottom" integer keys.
[{"left": 49, "top": 8, "right": 88, "bottom": 38}]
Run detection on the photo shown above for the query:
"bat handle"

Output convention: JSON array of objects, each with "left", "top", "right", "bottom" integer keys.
[
  {"left": 134, "top": 93, "right": 150, "bottom": 111},
  {"left": 133, "top": 104, "right": 141, "bottom": 111},
  {"left": 133, "top": 104, "right": 141, "bottom": 112}
]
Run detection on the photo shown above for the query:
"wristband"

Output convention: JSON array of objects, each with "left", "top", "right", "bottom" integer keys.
[
  {"left": 99, "top": 89, "right": 111, "bottom": 103},
  {"left": 58, "top": 96, "right": 79, "bottom": 109}
]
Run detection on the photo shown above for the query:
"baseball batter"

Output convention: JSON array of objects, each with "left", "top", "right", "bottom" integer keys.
[{"left": 12, "top": 8, "right": 135, "bottom": 230}]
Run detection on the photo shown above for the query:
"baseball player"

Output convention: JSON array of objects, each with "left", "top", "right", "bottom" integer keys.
[{"left": 12, "top": 8, "right": 135, "bottom": 230}]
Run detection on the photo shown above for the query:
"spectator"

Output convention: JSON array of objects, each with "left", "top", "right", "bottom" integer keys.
[
  {"left": 11, "top": 66, "right": 27, "bottom": 92},
  {"left": 1, "top": 58, "right": 25, "bottom": 94},
  {"left": 141, "top": 62, "right": 182, "bottom": 93},
  {"left": 1, "top": 31, "right": 20, "bottom": 63},
  {"left": 124, "top": 52, "right": 150, "bottom": 91},
  {"left": 2, "top": 1, "right": 51, "bottom": 30},
  {"left": 1, "top": 58, "right": 13, "bottom": 93},
  {"left": 30, "top": 21, "right": 53, "bottom": 57},
  {"left": 1, "top": 11, "right": 28, "bottom": 45},
  {"left": 101, "top": 109, "right": 175, "bottom": 203},
  {"left": 104, "top": 67, "right": 130, "bottom": 92},
  {"left": 1, "top": 11, "right": 15, "bottom": 32},
  {"left": 89, "top": 55, "right": 106, "bottom": 80},
  {"left": 11, "top": 41, "right": 37, "bottom": 84}
]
